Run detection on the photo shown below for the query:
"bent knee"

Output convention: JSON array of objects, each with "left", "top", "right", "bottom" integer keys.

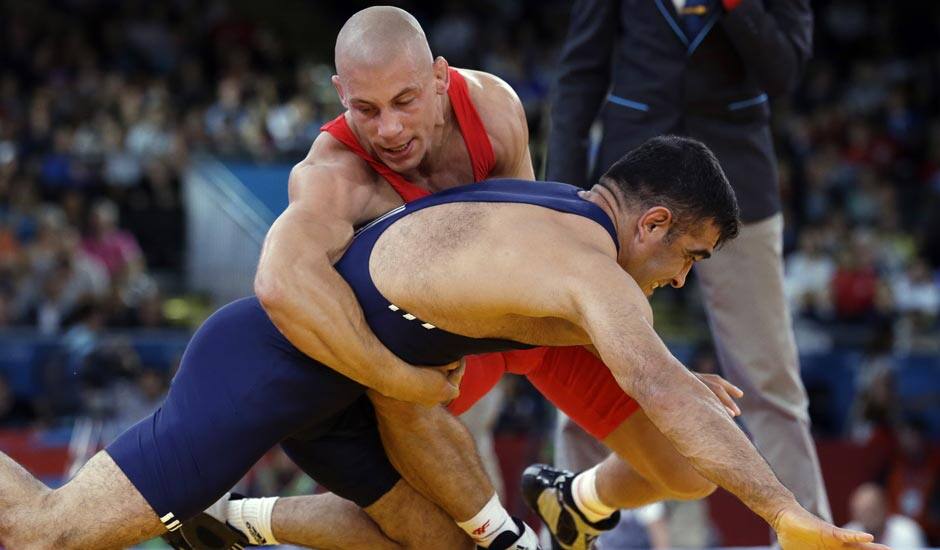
[{"left": 658, "top": 473, "right": 716, "bottom": 501}]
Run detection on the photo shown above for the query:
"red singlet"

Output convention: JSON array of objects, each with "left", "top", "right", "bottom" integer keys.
[{"left": 321, "top": 68, "right": 638, "bottom": 439}]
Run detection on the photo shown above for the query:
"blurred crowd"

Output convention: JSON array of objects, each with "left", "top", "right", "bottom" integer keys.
[
  {"left": 777, "top": 2, "right": 940, "bottom": 354},
  {"left": 0, "top": 0, "right": 939, "bottom": 546}
]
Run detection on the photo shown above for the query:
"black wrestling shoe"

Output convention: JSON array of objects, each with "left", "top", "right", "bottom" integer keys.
[
  {"left": 161, "top": 494, "right": 252, "bottom": 550},
  {"left": 522, "top": 464, "right": 620, "bottom": 550},
  {"left": 482, "top": 517, "right": 542, "bottom": 550}
]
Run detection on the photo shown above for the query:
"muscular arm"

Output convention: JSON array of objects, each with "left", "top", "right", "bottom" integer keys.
[
  {"left": 466, "top": 69, "right": 535, "bottom": 181},
  {"left": 422, "top": 214, "right": 798, "bottom": 523},
  {"left": 255, "top": 162, "right": 457, "bottom": 405},
  {"left": 565, "top": 254, "right": 797, "bottom": 524},
  {"left": 371, "top": 72, "right": 535, "bottom": 524}
]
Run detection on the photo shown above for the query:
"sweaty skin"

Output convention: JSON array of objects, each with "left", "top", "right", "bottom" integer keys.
[
  {"left": 367, "top": 194, "right": 887, "bottom": 550},
  {"left": 252, "top": 7, "right": 535, "bottom": 538}
]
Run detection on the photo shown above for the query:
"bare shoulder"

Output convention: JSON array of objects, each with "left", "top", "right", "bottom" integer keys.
[
  {"left": 528, "top": 207, "right": 653, "bottom": 322},
  {"left": 287, "top": 132, "right": 394, "bottom": 224},
  {"left": 455, "top": 68, "right": 528, "bottom": 170}
]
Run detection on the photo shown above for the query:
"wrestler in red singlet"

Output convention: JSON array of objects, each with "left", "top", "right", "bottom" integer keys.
[{"left": 322, "top": 68, "right": 639, "bottom": 439}]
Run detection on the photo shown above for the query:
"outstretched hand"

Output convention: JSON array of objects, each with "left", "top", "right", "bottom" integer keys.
[
  {"left": 774, "top": 506, "right": 892, "bottom": 550},
  {"left": 694, "top": 372, "right": 744, "bottom": 417}
]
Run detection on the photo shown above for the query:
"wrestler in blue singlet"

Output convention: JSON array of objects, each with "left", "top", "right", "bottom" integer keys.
[{"left": 107, "top": 180, "right": 618, "bottom": 530}]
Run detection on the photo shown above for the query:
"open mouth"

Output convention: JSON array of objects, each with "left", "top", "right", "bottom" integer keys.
[{"left": 381, "top": 138, "right": 414, "bottom": 157}]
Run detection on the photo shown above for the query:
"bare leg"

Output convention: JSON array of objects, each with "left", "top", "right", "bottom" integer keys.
[
  {"left": 599, "top": 409, "right": 717, "bottom": 507},
  {"left": 0, "top": 450, "right": 164, "bottom": 549},
  {"left": 369, "top": 390, "right": 494, "bottom": 522},
  {"left": 273, "top": 493, "right": 401, "bottom": 550},
  {"left": 458, "top": 380, "right": 507, "bottom": 500},
  {"left": 364, "top": 480, "right": 473, "bottom": 549}
]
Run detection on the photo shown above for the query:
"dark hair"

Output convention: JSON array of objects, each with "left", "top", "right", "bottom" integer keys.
[{"left": 598, "top": 135, "right": 740, "bottom": 246}]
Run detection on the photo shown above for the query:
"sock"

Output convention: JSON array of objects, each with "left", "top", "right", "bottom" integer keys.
[
  {"left": 572, "top": 466, "right": 618, "bottom": 523},
  {"left": 226, "top": 496, "right": 280, "bottom": 545},
  {"left": 456, "top": 493, "right": 519, "bottom": 548}
]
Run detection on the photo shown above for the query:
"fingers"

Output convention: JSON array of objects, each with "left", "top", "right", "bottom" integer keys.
[
  {"left": 713, "top": 375, "right": 744, "bottom": 398},
  {"left": 724, "top": 380, "right": 744, "bottom": 398},
  {"left": 709, "top": 381, "right": 741, "bottom": 417},
  {"left": 699, "top": 374, "right": 743, "bottom": 416},
  {"left": 833, "top": 527, "right": 874, "bottom": 543}
]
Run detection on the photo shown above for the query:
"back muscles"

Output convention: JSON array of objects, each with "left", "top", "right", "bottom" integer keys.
[{"left": 370, "top": 201, "right": 617, "bottom": 346}]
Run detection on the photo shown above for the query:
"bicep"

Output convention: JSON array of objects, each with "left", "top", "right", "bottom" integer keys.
[
  {"left": 258, "top": 166, "right": 376, "bottom": 281},
  {"left": 480, "top": 75, "right": 534, "bottom": 180},
  {"left": 565, "top": 260, "right": 677, "bottom": 398}
]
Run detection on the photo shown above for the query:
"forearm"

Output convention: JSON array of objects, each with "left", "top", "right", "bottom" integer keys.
[
  {"left": 613, "top": 357, "right": 797, "bottom": 523},
  {"left": 257, "top": 255, "right": 408, "bottom": 394},
  {"left": 370, "top": 392, "right": 494, "bottom": 521}
]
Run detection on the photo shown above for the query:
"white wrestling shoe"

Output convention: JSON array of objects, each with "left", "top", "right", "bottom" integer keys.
[
  {"left": 483, "top": 517, "right": 542, "bottom": 550},
  {"left": 522, "top": 464, "right": 620, "bottom": 550}
]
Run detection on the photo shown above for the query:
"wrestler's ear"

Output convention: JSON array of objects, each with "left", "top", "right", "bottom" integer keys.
[
  {"left": 637, "top": 207, "right": 673, "bottom": 242},
  {"left": 433, "top": 56, "right": 450, "bottom": 95},
  {"left": 331, "top": 75, "right": 348, "bottom": 108}
]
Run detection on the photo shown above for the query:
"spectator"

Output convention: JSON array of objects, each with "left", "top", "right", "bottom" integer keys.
[
  {"left": 786, "top": 228, "right": 836, "bottom": 319},
  {"left": 81, "top": 198, "right": 143, "bottom": 278},
  {"left": 845, "top": 483, "right": 926, "bottom": 549},
  {"left": 22, "top": 256, "right": 75, "bottom": 334},
  {"left": 885, "top": 416, "right": 940, "bottom": 543},
  {"left": 891, "top": 258, "right": 940, "bottom": 323},
  {"left": 0, "top": 373, "right": 37, "bottom": 428},
  {"left": 831, "top": 234, "right": 886, "bottom": 324}
]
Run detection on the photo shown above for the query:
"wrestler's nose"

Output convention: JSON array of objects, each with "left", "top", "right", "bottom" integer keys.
[
  {"left": 671, "top": 262, "right": 693, "bottom": 288},
  {"left": 377, "top": 111, "right": 403, "bottom": 139}
]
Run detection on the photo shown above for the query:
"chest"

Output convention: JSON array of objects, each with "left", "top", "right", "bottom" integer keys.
[
  {"left": 364, "top": 134, "right": 483, "bottom": 215},
  {"left": 414, "top": 135, "right": 479, "bottom": 192}
]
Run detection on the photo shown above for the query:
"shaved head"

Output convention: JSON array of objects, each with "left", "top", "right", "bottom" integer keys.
[
  {"left": 335, "top": 6, "right": 433, "bottom": 77},
  {"left": 331, "top": 6, "right": 450, "bottom": 175}
]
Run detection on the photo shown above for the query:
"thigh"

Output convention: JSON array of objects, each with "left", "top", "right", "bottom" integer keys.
[
  {"left": 108, "top": 297, "right": 366, "bottom": 524},
  {"left": 529, "top": 346, "right": 640, "bottom": 440},
  {"left": 364, "top": 480, "right": 473, "bottom": 550},
  {"left": 601, "top": 409, "right": 706, "bottom": 493},
  {"left": 282, "top": 396, "right": 400, "bottom": 509}
]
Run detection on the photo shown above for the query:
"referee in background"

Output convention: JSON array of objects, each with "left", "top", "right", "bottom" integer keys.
[{"left": 545, "top": 0, "right": 829, "bottom": 536}]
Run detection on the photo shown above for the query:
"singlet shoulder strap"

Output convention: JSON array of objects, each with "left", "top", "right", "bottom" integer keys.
[
  {"left": 447, "top": 68, "right": 496, "bottom": 182},
  {"left": 320, "top": 115, "right": 430, "bottom": 202},
  {"left": 319, "top": 68, "right": 497, "bottom": 202}
]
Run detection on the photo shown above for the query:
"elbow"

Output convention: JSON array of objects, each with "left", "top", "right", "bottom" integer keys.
[{"left": 254, "top": 269, "right": 285, "bottom": 313}]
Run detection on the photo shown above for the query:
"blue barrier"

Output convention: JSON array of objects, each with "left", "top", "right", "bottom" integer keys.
[
  {"left": 0, "top": 330, "right": 191, "bottom": 398},
  {"left": 1, "top": 327, "right": 938, "bottom": 437}
]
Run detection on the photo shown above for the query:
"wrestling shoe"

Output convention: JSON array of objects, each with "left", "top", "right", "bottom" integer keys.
[
  {"left": 522, "top": 464, "right": 620, "bottom": 550},
  {"left": 161, "top": 493, "right": 252, "bottom": 550},
  {"left": 482, "top": 517, "right": 542, "bottom": 550}
]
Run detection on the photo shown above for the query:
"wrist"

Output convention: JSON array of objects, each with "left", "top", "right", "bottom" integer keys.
[{"left": 765, "top": 499, "right": 802, "bottom": 529}]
